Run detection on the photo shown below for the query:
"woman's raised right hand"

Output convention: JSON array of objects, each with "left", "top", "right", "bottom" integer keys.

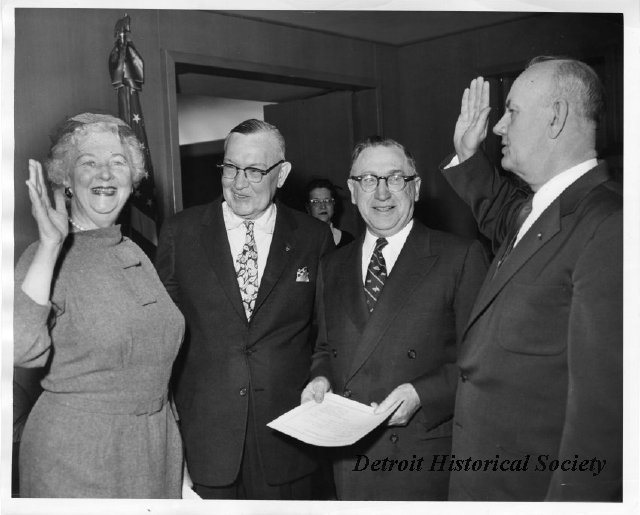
[{"left": 25, "top": 159, "right": 69, "bottom": 246}]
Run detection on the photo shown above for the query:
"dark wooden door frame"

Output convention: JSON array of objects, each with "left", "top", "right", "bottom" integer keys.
[{"left": 160, "top": 49, "right": 379, "bottom": 217}]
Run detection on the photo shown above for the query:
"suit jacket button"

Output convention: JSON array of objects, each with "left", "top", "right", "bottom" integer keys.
[
  {"left": 459, "top": 370, "right": 468, "bottom": 382},
  {"left": 239, "top": 388, "right": 248, "bottom": 396},
  {"left": 343, "top": 389, "right": 352, "bottom": 398},
  {"left": 407, "top": 349, "right": 417, "bottom": 359},
  {"left": 332, "top": 348, "right": 338, "bottom": 357},
  {"left": 390, "top": 434, "right": 399, "bottom": 444}
]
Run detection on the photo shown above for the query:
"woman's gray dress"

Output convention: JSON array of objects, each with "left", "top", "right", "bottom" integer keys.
[{"left": 14, "top": 226, "right": 185, "bottom": 498}]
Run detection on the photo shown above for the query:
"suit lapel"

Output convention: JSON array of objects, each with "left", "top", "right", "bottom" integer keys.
[
  {"left": 252, "top": 205, "right": 294, "bottom": 316},
  {"left": 199, "top": 200, "right": 247, "bottom": 322},
  {"left": 464, "top": 163, "right": 613, "bottom": 335},
  {"left": 465, "top": 203, "right": 561, "bottom": 332},
  {"left": 346, "top": 224, "right": 438, "bottom": 383},
  {"left": 341, "top": 235, "right": 369, "bottom": 332}
]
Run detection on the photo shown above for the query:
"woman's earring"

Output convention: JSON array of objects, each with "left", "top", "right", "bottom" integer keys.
[{"left": 64, "top": 187, "right": 73, "bottom": 199}]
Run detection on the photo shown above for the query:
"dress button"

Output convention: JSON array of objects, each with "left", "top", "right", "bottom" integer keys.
[
  {"left": 390, "top": 434, "right": 399, "bottom": 444},
  {"left": 332, "top": 348, "right": 338, "bottom": 357},
  {"left": 407, "top": 349, "right": 417, "bottom": 359},
  {"left": 343, "top": 389, "right": 352, "bottom": 398},
  {"left": 239, "top": 388, "right": 248, "bottom": 396}
]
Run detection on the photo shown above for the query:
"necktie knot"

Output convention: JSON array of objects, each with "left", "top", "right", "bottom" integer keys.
[
  {"left": 375, "top": 237, "right": 388, "bottom": 252},
  {"left": 516, "top": 198, "right": 533, "bottom": 227}
]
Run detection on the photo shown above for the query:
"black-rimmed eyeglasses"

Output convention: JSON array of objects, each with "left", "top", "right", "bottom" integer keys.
[
  {"left": 216, "top": 160, "right": 284, "bottom": 183},
  {"left": 349, "top": 173, "right": 417, "bottom": 192}
]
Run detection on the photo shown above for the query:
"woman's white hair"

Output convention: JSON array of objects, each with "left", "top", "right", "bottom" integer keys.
[{"left": 44, "top": 112, "right": 147, "bottom": 187}]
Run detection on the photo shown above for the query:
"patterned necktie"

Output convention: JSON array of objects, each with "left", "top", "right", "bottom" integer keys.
[
  {"left": 364, "top": 237, "right": 388, "bottom": 313},
  {"left": 236, "top": 221, "right": 258, "bottom": 320}
]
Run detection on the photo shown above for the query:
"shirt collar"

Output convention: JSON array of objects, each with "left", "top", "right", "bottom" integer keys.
[
  {"left": 222, "top": 201, "right": 277, "bottom": 234},
  {"left": 532, "top": 159, "right": 598, "bottom": 212},
  {"left": 364, "top": 219, "right": 414, "bottom": 251}
]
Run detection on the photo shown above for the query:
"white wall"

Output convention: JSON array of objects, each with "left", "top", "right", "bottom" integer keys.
[{"left": 177, "top": 95, "right": 274, "bottom": 145}]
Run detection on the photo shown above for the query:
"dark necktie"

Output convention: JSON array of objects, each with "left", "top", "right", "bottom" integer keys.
[
  {"left": 495, "top": 197, "right": 533, "bottom": 271},
  {"left": 364, "top": 238, "right": 388, "bottom": 312},
  {"left": 236, "top": 221, "right": 258, "bottom": 320}
]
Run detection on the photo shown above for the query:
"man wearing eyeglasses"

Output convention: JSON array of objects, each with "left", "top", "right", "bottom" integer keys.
[
  {"left": 302, "top": 136, "right": 487, "bottom": 500},
  {"left": 156, "top": 119, "right": 332, "bottom": 499}
]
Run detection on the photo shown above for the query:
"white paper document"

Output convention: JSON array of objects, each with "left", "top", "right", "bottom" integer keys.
[{"left": 267, "top": 392, "right": 399, "bottom": 447}]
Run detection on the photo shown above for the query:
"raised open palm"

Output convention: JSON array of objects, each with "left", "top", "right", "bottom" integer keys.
[
  {"left": 453, "top": 77, "right": 492, "bottom": 162},
  {"left": 25, "top": 159, "right": 69, "bottom": 245}
]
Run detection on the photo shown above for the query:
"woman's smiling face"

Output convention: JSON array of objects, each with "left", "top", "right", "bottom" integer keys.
[{"left": 68, "top": 129, "right": 133, "bottom": 229}]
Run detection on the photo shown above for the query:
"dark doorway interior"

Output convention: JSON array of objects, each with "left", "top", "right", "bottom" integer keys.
[{"left": 180, "top": 140, "right": 224, "bottom": 209}]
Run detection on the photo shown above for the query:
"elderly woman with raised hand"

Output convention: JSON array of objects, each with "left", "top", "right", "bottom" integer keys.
[{"left": 14, "top": 113, "right": 184, "bottom": 498}]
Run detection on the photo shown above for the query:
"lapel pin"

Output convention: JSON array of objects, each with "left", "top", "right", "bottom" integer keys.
[
  {"left": 285, "top": 244, "right": 291, "bottom": 252},
  {"left": 296, "top": 267, "right": 309, "bottom": 282}
]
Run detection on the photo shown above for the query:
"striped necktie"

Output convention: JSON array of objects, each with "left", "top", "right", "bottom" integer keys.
[
  {"left": 236, "top": 221, "right": 258, "bottom": 320},
  {"left": 364, "top": 237, "right": 388, "bottom": 312}
]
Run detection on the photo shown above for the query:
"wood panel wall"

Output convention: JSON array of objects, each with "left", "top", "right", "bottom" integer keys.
[
  {"left": 390, "top": 12, "right": 623, "bottom": 238},
  {"left": 12, "top": 9, "right": 623, "bottom": 259},
  {"left": 12, "top": 9, "right": 381, "bottom": 260}
]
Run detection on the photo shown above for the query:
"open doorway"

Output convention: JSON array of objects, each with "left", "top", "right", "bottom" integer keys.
[
  {"left": 176, "top": 66, "right": 329, "bottom": 211},
  {"left": 163, "top": 51, "right": 380, "bottom": 237}
]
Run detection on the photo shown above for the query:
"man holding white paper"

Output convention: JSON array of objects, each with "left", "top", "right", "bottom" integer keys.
[{"left": 302, "top": 136, "right": 487, "bottom": 500}]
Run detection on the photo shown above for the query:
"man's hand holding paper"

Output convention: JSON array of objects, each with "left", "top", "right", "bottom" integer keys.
[
  {"left": 268, "top": 392, "right": 400, "bottom": 447},
  {"left": 300, "top": 375, "right": 331, "bottom": 404},
  {"left": 371, "top": 383, "right": 421, "bottom": 426}
]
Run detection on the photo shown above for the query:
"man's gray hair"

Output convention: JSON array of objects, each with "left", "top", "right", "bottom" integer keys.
[
  {"left": 528, "top": 56, "right": 605, "bottom": 124},
  {"left": 350, "top": 136, "right": 417, "bottom": 175},
  {"left": 224, "top": 119, "right": 286, "bottom": 158}
]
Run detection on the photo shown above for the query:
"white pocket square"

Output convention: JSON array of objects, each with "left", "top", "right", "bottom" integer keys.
[{"left": 296, "top": 267, "right": 310, "bottom": 282}]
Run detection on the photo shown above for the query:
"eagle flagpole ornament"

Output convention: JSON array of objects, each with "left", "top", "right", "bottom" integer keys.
[{"left": 109, "top": 14, "right": 160, "bottom": 257}]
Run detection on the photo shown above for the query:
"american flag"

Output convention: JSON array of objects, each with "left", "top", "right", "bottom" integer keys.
[{"left": 108, "top": 14, "right": 159, "bottom": 258}]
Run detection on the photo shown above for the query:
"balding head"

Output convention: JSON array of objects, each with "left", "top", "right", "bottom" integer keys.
[
  {"left": 527, "top": 56, "right": 605, "bottom": 126},
  {"left": 492, "top": 56, "right": 601, "bottom": 190}
]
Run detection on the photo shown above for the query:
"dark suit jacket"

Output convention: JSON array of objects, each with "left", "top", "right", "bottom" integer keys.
[
  {"left": 156, "top": 199, "right": 333, "bottom": 487},
  {"left": 311, "top": 220, "right": 488, "bottom": 500},
  {"left": 442, "top": 152, "right": 622, "bottom": 501},
  {"left": 336, "top": 229, "right": 355, "bottom": 249}
]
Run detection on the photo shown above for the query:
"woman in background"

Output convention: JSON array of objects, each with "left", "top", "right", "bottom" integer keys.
[
  {"left": 305, "top": 178, "right": 354, "bottom": 248},
  {"left": 14, "top": 113, "right": 184, "bottom": 498}
]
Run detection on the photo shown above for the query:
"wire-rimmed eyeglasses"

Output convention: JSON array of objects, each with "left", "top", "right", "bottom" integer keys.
[
  {"left": 349, "top": 173, "right": 417, "bottom": 192},
  {"left": 216, "top": 160, "right": 284, "bottom": 183},
  {"left": 309, "top": 198, "right": 335, "bottom": 206}
]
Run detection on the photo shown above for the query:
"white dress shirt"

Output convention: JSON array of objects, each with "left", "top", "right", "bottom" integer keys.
[
  {"left": 361, "top": 220, "right": 414, "bottom": 283},
  {"left": 514, "top": 159, "right": 597, "bottom": 246},
  {"left": 445, "top": 155, "right": 598, "bottom": 247},
  {"left": 222, "top": 201, "right": 277, "bottom": 287}
]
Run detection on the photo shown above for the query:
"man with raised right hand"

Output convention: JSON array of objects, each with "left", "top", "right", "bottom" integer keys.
[{"left": 442, "top": 56, "right": 622, "bottom": 501}]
